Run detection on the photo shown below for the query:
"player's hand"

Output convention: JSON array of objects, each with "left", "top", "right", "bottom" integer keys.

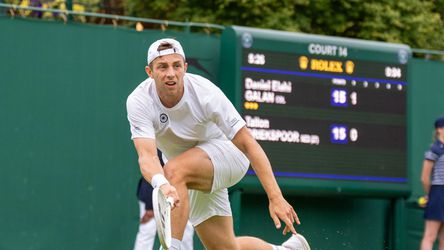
[
  {"left": 160, "top": 183, "right": 180, "bottom": 209},
  {"left": 140, "top": 210, "right": 154, "bottom": 224},
  {"left": 268, "top": 196, "right": 300, "bottom": 235}
]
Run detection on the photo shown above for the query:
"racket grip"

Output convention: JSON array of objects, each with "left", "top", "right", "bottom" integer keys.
[{"left": 166, "top": 197, "right": 175, "bottom": 207}]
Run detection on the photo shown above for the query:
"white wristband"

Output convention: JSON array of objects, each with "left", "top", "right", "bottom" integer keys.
[{"left": 151, "top": 174, "right": 169, "bottom": 189}]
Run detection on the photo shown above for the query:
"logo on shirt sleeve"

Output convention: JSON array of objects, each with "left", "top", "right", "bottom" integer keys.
[
  {"left": 230, "top": 117, "right": 239, "bottom": 127},
  {"left": 160, "top": 113, "right": 169, "bottom": 123}
]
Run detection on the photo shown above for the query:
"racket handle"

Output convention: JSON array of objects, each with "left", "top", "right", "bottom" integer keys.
[{"left": 166, "top": 197, "right": 175, "bottom": 207}]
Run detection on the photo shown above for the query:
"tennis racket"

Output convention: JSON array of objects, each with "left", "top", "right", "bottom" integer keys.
[{"left": 152, "top": 187, "right": 174, "bottom": 249}]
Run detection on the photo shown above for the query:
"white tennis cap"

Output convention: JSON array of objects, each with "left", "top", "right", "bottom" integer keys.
[{"left": 147, "top": 38, "right": 186, "bottom": 65}]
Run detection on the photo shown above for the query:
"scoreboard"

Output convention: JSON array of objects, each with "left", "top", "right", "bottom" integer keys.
[{"left": 219, "top": 26, "right": 411, "bottom": 197}]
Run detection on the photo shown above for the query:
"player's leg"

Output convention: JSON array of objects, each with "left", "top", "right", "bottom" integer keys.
[
  {"left": 438, "top": 222, "right": 444, "bottom": 250},
  {"left": 194, "top": 216, "right": 240, "bottom": 250},
  {"left": 181, "top": 221, "right": 194, "bottom": 250},
  {"left": 237, "top": 237, "right": 275, "bottom": 250},
  {"left": 421, "top": 220, "right": 441, "bottom": 250},
  {"left": 195, "top": 216, "right": 308, "bottom": 250},
  {"left": 194, "top": 216, "right": 281, "bottom": 250},
  {"left": 163, "top": 147, "right": 215, "bottom": 241},
  {"left": 134, "top": 201, "right": 157, "bottom": 250},
  {"left": 237, "top": 234, "right": 310, "bottom": 250}
]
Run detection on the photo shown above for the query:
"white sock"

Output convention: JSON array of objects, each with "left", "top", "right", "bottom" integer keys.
[{"left": 169, "top": 238, "right": 182, "bottom": 250}]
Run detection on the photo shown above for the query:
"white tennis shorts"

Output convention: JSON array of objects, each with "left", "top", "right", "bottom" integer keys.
[{"left": 188, "top": 139, "right": 249, "bottom": 226}]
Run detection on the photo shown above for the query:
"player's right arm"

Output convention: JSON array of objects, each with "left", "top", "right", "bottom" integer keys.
[
  {"left": 133, "top": 138, "right": 180, "bottom": 207},
  {"left": 133, "top": 138, "right": 164, "bottom": 183},
  {"left": 127, "top": 90, "right": 164, "bottom": 186}
]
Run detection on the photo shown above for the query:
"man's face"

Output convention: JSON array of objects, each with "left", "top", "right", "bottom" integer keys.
[{"left": 146, "top": 53, "right": 187, "bottom": 98}]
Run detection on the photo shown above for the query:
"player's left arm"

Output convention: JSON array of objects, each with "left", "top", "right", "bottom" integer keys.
[
  {"left": 140, "top": 209, "right": 154, "bottom": 224},
  {"left": 232, "top": 126, "right": 299, "bottom": 235}
]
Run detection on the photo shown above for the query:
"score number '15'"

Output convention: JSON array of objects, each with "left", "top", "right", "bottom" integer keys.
[{"left": 331, "top": 88, "right": 357, "bottom": 107}]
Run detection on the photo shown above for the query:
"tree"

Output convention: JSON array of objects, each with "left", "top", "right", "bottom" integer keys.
[{"left": 122, "top": 0, "right": 444, "bottom": 50}]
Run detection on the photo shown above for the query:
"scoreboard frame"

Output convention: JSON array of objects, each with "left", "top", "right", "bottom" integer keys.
[{"left": 219, "top": 26, "right": 412, "bottom": 198}]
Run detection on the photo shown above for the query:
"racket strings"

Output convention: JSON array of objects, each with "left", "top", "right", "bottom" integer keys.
[
  {"left": 158, "top": 199, "right": 167, "bottom": 234},
  {"left": 153, "top": 188, "right": 172, "bottom": 249}
]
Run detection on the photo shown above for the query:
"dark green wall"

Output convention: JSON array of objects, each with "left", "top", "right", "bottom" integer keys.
[
  {"left": 409, "top": 58, "right": 444, "bottom": 197},
  {"left": 405, "top": 58, "right": 444, "bottom": 250},
  {"left": 1, "top": 16, "right": 444, "bottom": 250}
]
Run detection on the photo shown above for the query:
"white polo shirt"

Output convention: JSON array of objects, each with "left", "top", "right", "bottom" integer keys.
[{"left": 126, "top": 73, "right": 245, "bottom": 159}]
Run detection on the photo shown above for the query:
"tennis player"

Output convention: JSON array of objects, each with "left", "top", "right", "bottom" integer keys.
[
  {"left": 420, "top": 116, "right": 444, "bottom": 250},
  {"left": 127, "top": 38, "right": 310, "bottom": 250}
]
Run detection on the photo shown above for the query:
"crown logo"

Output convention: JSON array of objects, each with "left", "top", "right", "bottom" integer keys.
[{"left": 299, "top": 56, "right": 309, "bottom": 70}]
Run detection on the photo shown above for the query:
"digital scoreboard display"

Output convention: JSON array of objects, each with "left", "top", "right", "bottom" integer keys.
[{"left": 220, "top": 26, "right": 411, "bottom": 197}]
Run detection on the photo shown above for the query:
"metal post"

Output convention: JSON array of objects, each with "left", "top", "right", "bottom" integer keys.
[
  {"left": 66, "top": 0, "right": 72, "bottom": 21},
  {"left": 392, "top": 198, "right": 406, "bottom": 250},
  {"left": 229, "top": 188, "right": 243, "bottom": 234}
]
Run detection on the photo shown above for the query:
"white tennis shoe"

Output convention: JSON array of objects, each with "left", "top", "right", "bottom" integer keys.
[{"left": 282, "top": 233, "right": 311, "bottom": 250}]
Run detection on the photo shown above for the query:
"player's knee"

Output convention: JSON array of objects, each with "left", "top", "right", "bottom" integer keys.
[
  {"left": 424, "top": 231, "right": 438, "bottom": 242},
  {"left": 164, "top": 161, "right": 187, "bottom": 185}
]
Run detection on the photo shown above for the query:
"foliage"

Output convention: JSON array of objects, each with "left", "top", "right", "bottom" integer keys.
[
  {"left": 4, "top": 0, "right": 443, "bottom": 50},
  {"left": 122, "top": 0, "right": 444, "bottom": 50}
]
